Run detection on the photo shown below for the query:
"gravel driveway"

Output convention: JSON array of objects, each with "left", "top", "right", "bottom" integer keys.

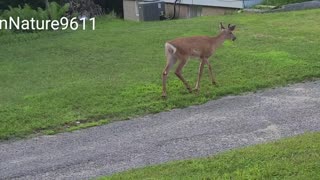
[{"left": 1, "top": 81, "right": 320, "bottom": 179}]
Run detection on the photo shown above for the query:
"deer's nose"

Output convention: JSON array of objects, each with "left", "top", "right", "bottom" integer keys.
[{"left": 232, "top": 37, "right": 237, "bottom": 41}]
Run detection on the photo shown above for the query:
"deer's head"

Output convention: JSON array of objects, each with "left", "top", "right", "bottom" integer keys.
[{"left": 220, "top": 22, "right": 236, "bottom": 41}]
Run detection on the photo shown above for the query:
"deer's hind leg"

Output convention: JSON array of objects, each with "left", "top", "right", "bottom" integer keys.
[
  {"left": 175, "top": 58, "right": 192, "bottom": 93},
  {"left": 162, "top": 54, "right": 177, "bottom": 97},
  {"left": 195, "top": 58, "right": 205, "bottom": 92}
]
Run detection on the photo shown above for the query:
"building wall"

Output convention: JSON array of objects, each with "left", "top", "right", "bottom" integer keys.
[
  {"left": 164, "top": 0, "right": 243, "bottom": 8},
  {"left": 243, "top": 0, "right": 264, "bottom": 8},
  {"left": 165, "top": 3, "right": 235, "bottom": 19},
  {"left": 123, "top": 0, "right": 139, "bottom": 21},
  {"left": 164, "top": 0, "right": 264, "bottom": 8},
  {"left": 202, "top": 6, "right": 236, "bottom": 16},
  {"left": 123, "top": 0, "right": 255, "bottom": 21}
]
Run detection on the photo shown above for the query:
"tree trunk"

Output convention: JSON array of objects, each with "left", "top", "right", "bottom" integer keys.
[{"left": 44, "top": 0, "right": 49, "bottom": 9}]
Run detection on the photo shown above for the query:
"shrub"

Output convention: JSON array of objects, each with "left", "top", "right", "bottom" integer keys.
[
  {"left": 0, "top": 0, "right": 64, "bottom": 11},
  {"left": 47, "top": 2, "right": 70, "bottom": 20},
  {"left": 2, "top": 5, "right": 38, "bottom": 21},
  {"left": 1, "top": 2, "right": 70, "bottom": 32}
]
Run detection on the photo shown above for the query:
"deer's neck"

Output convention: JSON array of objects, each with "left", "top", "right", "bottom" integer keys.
[{"left": 210, "top": 32, "right": 226, "bottom": 49}]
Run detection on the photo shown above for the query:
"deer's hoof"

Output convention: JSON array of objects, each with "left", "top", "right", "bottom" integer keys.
[{"left": 162, "top": 93, "right": 167, "bottom": 98}]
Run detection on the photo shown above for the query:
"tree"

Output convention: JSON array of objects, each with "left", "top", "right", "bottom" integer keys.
[{"left": 44, "top": 0, "right": 49, "bottom": 8}]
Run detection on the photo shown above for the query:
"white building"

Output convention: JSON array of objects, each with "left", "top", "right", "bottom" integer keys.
[{"left": 123, "top": 0, "right": 263, "bottom": 21}]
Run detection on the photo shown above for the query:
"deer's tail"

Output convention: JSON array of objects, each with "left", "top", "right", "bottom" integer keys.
[{"left": 165, "top": 43, "right": 177, "bottom": 55}]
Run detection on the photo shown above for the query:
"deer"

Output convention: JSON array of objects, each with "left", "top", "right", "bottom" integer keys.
[{"left": 162, "top": 22, "right": 236, "bottom": 97}]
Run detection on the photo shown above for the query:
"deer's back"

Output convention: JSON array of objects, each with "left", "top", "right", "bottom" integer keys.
[{"left": 168, "top": 36, "right": 214, "bottom": 58}]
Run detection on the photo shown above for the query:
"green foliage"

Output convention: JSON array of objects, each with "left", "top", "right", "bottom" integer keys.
[
  {"left": 2, "top": 5, "right": 38, "bottom": 21},
  {"left": 262, "top": 0, "right": 312, "bottom": 6},
  {"left": 103, "top": 133, "right": 320, "bottom": 179},
  {"left": 47, "top": 2, "right": 69, "bottom": 20},
  {"left": 0, "top": 10, "right": 320, "bottom": 140},
  {"left": 0, "top": 0, "right": 46, "bottom": 10},
  {"left": 0, "top": 0, "right": 63, "bottom": 11},
  {"left": 36, "top": 7, "right": 49, "bottom": 20},
  {"left": 1, "top": 2, "right": 70, "bottom": 32}
]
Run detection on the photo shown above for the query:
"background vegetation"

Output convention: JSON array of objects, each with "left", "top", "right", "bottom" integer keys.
[
  {"left": 0, "top": 0, "right": 123, "bottom": 17},
  {"left": 1, "top": 0, "right": 312, "bottom": 18},
  {"left": 0, "top": 2, "right": 70, "bottom": 30},
  {"left": 103, "top": 132, "right": 320, "bottom": 179},
  {"left": 0, "top": 9, "right": 319, "bottom": 140},
  {"left": 262, "top": 0, "right": 312, "bottom": 6},
  {"left": 0, "top": 0, "right": 52, "bottom": 10}
]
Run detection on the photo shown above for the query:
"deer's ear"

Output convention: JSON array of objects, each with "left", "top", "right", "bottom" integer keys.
[
  {"left": 220, "top": 22, "right": 225, "bottom": 30},
  {"left": 229, "top": 25, "right": 236, "bottom": 31}
]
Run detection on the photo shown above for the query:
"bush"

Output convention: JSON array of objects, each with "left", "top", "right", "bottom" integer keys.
[
  {"left": 1, "top": 2, "right": 70, "bottom": 32},
  {"left": 47, "top": 2, "right": 69, "bottom": 20},
  {"left": 0, "top": 0, "right": 45, "bottom": 10},
  {"left": 2, "top": 5, "right": 39, "bottom": 21}
]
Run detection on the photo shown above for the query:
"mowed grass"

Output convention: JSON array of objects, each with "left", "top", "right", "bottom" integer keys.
[
  {"left": 102, "top": 132, "right": 320, "bottom": 179},
  {"left": 1, "top": 10, "right": 320, "bottom": 140},
  {"left": 262, "top": 0, "right": 312, "bottom": 6}
]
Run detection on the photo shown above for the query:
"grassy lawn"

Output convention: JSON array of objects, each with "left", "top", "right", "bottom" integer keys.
[
  {"left": 262, "top": 0, "right": 312, "bottom": 7},
  {"left": 1, "top": 9, "right": 320, "bottom": 140},
  {"left": 102, "top": 132, "right": 320, "bottom": 179}
]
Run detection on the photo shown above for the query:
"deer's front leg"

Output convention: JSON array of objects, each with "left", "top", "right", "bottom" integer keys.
[
  {"left": 175, "top": 59, "right": 192, "bottom": 93},
  {"left": 195, "top": 60, "right": 205, "bottom": 92},
  {"left": 206, "top": 60, "right": 217, "bottom": 85}
]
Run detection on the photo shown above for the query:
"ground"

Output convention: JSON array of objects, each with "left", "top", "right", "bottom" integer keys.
[
  {"left": 1, "top": 7, "right": 320, "bottom": 179},
  {"left": 105, "top": 132, "right": 320, "bottom": 179},
  {"left": 1, "top": 9, "right": 320, "bottom": 140},
  {"left": 1, "top": 81, "right": 319, "bottom": 179}
]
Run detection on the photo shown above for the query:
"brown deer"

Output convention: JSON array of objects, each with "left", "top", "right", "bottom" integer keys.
[{"left": 162, "top": 22, "right": 236, "bottom": 97}]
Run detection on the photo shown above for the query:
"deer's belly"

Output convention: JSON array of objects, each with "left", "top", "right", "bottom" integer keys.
[{"left": 190, "top": 49, "right": 212, "bottom": 59}]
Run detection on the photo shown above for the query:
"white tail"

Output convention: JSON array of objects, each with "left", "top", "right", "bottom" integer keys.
[
  {"left": 162, "top": 23, "right": 236, "bottom": 97},
  {"left": 165, "top": 42, "right": 177, "bottom": 54}
]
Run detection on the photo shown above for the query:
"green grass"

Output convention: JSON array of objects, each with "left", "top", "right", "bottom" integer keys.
[
  {"left": 262, "top": 0, "right": 312, "bottom": 6},
  {"left": 102, "top": 132, "right": 320, "bottom": 179},
  {"left": 1, "top": 9, "right": 320, "bottom": 140}
]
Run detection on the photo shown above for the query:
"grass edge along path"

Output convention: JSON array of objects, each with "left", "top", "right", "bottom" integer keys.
[{"left": 102, "top": 132, "right": 320, "bottom": 179}]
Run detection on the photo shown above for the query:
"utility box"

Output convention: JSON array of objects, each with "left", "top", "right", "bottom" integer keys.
[
  {"left": 123, "top": 0, "right": 165, "bottom": 21},
  {"left": 138, "top": 1, "right": 165, "bottom": 21}
]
